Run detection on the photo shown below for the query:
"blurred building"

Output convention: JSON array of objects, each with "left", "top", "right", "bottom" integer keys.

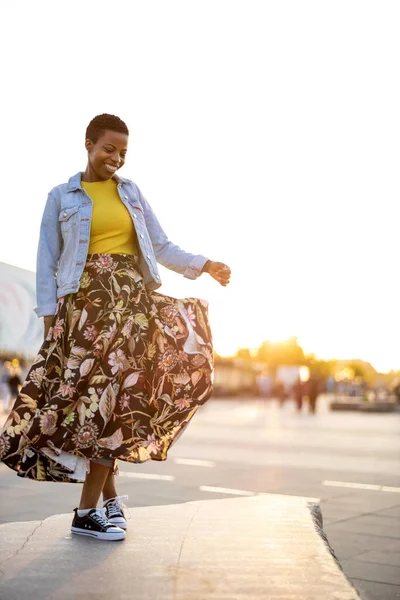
[
  {"left": 213, "top": 357, "right": 261, "bottom": 396},
  {"left": 0, "top": 262, "right": 42, "bottom": 360}
]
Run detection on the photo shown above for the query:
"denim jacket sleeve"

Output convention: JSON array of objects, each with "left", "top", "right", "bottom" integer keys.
[
  {"left": 136, "top": 186, "right": 209, "bottom": 279},
  {"left": 34, "top": 191, "right": 62, "bottom": 318}
]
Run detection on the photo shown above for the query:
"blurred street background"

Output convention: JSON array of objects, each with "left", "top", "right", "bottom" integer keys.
[{"left": 1, "top": 394, "right": 399, "bottom": 599}]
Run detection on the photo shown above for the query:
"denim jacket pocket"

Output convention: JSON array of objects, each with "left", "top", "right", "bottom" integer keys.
[{"left": 59, "top": 206, "right": 79, "bottom": 232}]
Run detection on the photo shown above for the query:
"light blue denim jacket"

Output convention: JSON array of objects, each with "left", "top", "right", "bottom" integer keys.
[{"left": 34, "top": 172, "right": 209, "bottom": 317}]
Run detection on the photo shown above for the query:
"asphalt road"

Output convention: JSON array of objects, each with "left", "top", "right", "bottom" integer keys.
[{"left": 1, "top": 395, "right": 400, "bottom": 599}]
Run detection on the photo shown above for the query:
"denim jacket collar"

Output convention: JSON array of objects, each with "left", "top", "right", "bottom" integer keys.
[{"left": 67, "top": 172, "right": 128, "bottom": 192}]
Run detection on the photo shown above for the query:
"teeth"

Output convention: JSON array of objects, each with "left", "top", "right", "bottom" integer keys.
[{"left": 105, "top": 164, "right": 117, "bottom": 172}]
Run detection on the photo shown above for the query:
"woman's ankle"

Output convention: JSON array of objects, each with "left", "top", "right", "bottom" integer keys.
[
  {"left": 77, "top": 507, "right": 94, "bottom": 516},
  {"left": 103, "top": 493, "right": 118, "bottom": 503},
  {"left": 78, "top": 503, "right": 97, "bottom": 511}
]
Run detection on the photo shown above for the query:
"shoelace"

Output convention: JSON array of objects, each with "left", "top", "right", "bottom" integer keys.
[
  {"left": 106, "top": 495, "right": 131, "bottom": 520},
  {"left": 91, "top": 508, "right": 111, "bottom": 528}
]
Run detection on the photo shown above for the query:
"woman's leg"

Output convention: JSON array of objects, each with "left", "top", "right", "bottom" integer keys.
[
  {"left": 102, "top": 470, "right": 118, "bottom": 502},
  {"left": 100, "top": 468, "right": 128, "bottom": 530},
  {"left": 79, "top": 462, "right": 111, "bottom": 509}
]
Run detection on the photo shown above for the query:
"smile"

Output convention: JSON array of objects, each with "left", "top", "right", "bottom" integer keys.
[{"left": 104, "top": 164, "right": 118, "bottom": 173}]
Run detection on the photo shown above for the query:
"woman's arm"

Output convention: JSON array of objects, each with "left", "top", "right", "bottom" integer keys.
[{"left": 34, "top": 191, "right": 62, "bottom": 318}]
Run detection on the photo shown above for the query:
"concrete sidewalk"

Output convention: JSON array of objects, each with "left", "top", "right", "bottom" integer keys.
[{"left": 0, "top": 494, "right": 359, "bottom": 600}]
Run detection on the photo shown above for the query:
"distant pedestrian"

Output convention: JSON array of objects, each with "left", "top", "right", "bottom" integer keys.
[
  {"left": 6, "top": 369, "right": 21, "bottom": 411},
  {"left": 274, "top": 379, "right": 286, "bottom": 407},
  {"left": 292, "top": 377, "right": 304, "bottom": 412},
  {"left": 306, "top": 374, "right": 322, "bottom": 414},
  {"left": 0, "top": 113, "right": 231, "bottom": 541}
]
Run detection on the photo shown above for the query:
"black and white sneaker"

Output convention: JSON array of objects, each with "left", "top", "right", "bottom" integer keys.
[
  {"left": 71, "top": 507, "right": 126, "bottom": 541},
  {"left": 104, "top": 495, "right": 130, "bottom": 530}
]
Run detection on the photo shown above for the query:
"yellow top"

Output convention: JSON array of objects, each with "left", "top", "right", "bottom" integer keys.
[{"left": 82, "top": 179, "right": 137, "bottom": 255}]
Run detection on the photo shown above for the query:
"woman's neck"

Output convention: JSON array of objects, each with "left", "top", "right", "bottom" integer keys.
[{"left": 81, "top": 165, "right": 112, "bottom": 183}]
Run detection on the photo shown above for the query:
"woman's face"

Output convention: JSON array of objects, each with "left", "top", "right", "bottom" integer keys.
[{"left": 85, "top": 129, "right": 129, "bottom": 181}]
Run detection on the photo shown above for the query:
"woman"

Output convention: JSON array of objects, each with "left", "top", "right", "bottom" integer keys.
[{"left": 0, "top": 114, "right": 230, "bottom": 541}]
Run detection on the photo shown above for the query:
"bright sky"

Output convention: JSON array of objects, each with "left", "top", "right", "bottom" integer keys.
[{"left": 1, "top": 1, "right": 399, "bottom": 373}]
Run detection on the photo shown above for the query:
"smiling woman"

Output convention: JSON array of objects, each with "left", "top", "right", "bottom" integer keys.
[
  {"left": 84, "top": 117, "right": 129, "bottom": 180},
  {"left": 0, "top": 113, "right": 231, "bottom": 542}
]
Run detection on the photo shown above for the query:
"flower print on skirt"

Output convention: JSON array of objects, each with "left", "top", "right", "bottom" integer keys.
[{"left": 0, "top": 254, "right": 213, "bottom": 482}]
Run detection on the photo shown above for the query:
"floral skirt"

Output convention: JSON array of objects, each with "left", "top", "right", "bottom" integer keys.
[{"left": 0, "top": 254, "right": 213, "bottom": 482}]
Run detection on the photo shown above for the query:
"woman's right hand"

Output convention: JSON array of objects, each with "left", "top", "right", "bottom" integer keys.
[
  {"left": 43, "top": 316, "right": 54, "bottom": 341},
  {"left": 205, "top": 261, "right": 231, "bottom": 286}
]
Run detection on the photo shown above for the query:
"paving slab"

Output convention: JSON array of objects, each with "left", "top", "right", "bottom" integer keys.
[
  {"left": 322, "top": 529, "right": 394, "bottom": 561},
  {"left": 340, "top": 559, "right": 400, "bottom": 586},
  {"left": 354, "top": 542, "right": 400, "bottom": 568},
  {"left": 351, "top": 579, "right": 400, "bottom": 600},
  {"left": 326, "top": 514, "right": 400, "bottom": 538},
  {"left": 376, "top": 506, "right": 400, "bottom": 519},
  {"left": 0, "top": 494, "right": 360, "bottom": 600}
]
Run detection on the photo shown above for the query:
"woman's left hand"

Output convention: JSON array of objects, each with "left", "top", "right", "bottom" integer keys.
[{"left": 204, "top": 261, "right": 231, "bottom": 286}]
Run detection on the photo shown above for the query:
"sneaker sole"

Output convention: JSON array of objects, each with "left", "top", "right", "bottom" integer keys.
[
  {"left": 71, "top": 527, "right": 126, "bottom": 541},
  {"left": 108, "top": 519, "right": 128, "bottom": 530}
]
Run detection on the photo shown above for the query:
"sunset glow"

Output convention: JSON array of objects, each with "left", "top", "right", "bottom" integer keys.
[{"left": 1, "top": 2, "right": 400, "bottom": 374}]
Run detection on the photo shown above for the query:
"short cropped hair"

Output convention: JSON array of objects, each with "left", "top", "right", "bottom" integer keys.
[{"left": 86, "top": 114, "right": 129, "bottom": 143}]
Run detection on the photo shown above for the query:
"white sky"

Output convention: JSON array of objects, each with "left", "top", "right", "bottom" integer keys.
[{"left": 0, "top": 1, "right": 399, "bottom": 372}]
